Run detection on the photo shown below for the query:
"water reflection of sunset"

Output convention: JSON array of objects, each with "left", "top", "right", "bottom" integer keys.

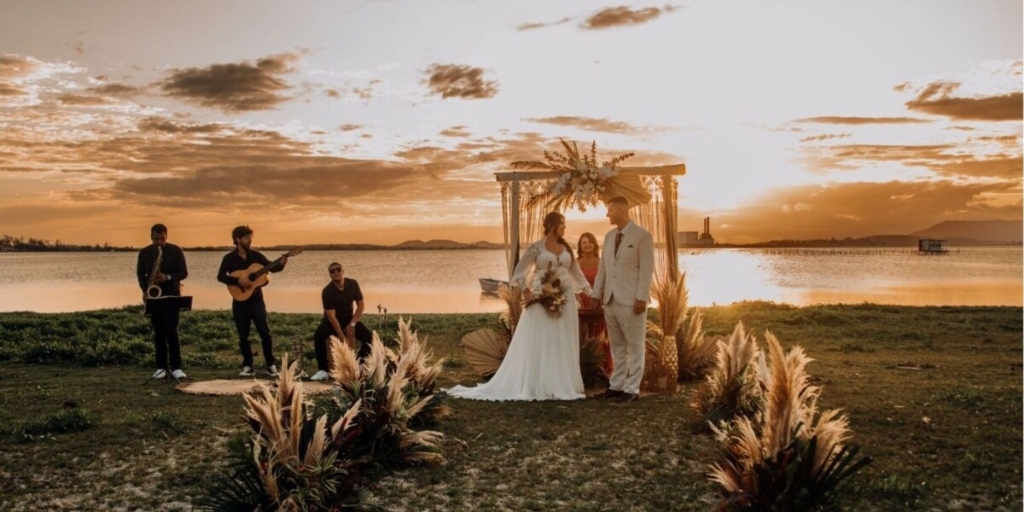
[
  {"left": 1, "top": 248, "right": 1019, "bottom": 313},
  {"left": 677, "top": 248, "right": 1023, "bottom": 308},
  {"left": 0, "top": 283, "right": 508, "bottom": 315}
]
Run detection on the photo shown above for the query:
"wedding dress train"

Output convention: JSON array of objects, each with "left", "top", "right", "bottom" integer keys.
[{"left": 446, "top": 242, "right": 590, "bottom": 401}]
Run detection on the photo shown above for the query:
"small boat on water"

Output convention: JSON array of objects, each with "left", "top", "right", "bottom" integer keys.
[{"left": 479, "top": 278, "right": 508, "bottom": 294}]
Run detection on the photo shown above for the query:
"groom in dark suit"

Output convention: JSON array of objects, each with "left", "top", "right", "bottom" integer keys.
[{"left": 590, "top": 196, "right": 655, "bottom": 402}]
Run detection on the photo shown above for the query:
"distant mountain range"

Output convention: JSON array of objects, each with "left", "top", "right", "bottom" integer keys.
[
  {"left": 255, "top": 239, "right": 505, "bottom": 252},
  {"left": 739, "top": 220, "right": 1022, "bottom": 248},
  {"left": 391, "top": 239, "right": 504, "bottom": 250},
  {"left": 908, "top": 220, "right": 1022, "bottom": 243}
]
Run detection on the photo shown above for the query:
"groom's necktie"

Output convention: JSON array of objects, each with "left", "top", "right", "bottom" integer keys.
[{"left": 614, "top": 231, "right": 623, "bottom": 256}]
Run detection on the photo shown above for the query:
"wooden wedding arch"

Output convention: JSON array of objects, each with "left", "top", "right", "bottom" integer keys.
[{"left": 496, "top": 164, "right": 687, "bottom": 282}]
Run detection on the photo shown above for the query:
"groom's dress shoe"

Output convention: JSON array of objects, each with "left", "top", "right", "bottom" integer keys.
[
  {"left": 596, "top": 389, "right": 625, "bottom": 399},
  {"left": 619, "top": 392, "right": 640, "bottom": 403}
]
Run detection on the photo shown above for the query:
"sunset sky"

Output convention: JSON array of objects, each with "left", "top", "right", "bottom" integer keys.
[{"left": 0, "top": 0, "right": 1020, "bottom": 247}]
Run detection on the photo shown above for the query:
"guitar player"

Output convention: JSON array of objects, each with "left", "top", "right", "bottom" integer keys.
[{"left": 217, "top": 225, "right": 287, "bottom": 377}]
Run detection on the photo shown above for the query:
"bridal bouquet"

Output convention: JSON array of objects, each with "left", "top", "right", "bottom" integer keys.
[{"left": 525, "top": 265, "right": 569, "bottom": 318}]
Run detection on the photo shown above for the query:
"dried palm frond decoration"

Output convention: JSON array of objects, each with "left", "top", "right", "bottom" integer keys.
[
  {"left": 498, "top": 283, "right": 523, "bottom": 335},
  {"left": 579, "top": 334, "right": 610, "bottom": 389},
  {"left": 511, "top": 139, "right": 649, "bottom": 211},
  {"left": 641, "top": 337, "right": 669, "bottom": 391},
  {"left": 708, "top": 332, "right": 871, "bottom": 510},
  {"left": 460, "top": 328, "right": 509, "bottom": 378}
]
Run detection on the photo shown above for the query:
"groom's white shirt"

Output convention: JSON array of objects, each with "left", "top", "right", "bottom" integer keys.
[{"left": 591, "top": 221, "right": 654, "bottom": 306}]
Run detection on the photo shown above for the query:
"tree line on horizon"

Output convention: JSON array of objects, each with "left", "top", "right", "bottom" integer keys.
[
  {"left": 0, "top": 235, "right": 505, "bottom": 253},
  {"left": 0, "top": 235, "right": 135, "bottom": 253}
]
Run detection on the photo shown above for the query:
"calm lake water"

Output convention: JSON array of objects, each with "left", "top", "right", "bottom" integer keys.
[{"left": 0, "top": 247, "right": 1020, "bottom": 314}]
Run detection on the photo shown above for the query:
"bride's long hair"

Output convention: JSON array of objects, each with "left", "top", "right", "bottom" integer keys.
[{"left": 543, "top": 211, "right": 575, "bottom": 263}]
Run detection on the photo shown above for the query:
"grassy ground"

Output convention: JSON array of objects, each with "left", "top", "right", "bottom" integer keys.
[{"left": 0, "top": 303, "right": 1020, "bottom": 511}]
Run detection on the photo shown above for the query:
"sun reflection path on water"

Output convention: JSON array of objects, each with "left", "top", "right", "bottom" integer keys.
[
  {"left": 677, "top": 248, "right": 1022, "bottom": 307},
  {"left": 677, "top": 249, "right": 787, "bottom": 306}
]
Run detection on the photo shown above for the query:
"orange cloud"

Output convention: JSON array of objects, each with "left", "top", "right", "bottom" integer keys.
[
  {"left": 0, "top": 113, "right": 566, "bottom": 227},
  {"left": 524, "top": 116, "right": 646, "bottom": 134},
  {"left": 352, "top": 85, "right": 373, "bottom": 100},
  {"left": 423, "top": 64, "right": 498, "bottom": 99},
  {"left": 794, "top": 116, "right": 929, "bottom": 125},
  {"left": 56, "top": 93, "right": 113, "bottom": 106},
  {"left": 516, "top": 17, "right": 571, "bottom": 31},
  {"left": 160, "top": 53, "right": 300, "bottom": 112},
  {"left": 0, "top": 54, "right": 37, "bottom": 98},
  {"left": 903, "top": 80, "right": 1023, "bottom": 121},
  {"left": 799, "top": 133, "right": 851, "bottom": 142},
  {"left": 804, "top": 142, "right": 1022, "bottom": 180},
  {"left": 582, "top": 5, "right": 677, "bottom": 30},
  {"left": 440, "top": 126, "right": 471, "bottom": 137},
  {"left": 926, "top": 156, "right": 1023, "bottom": 180},
  {"left": 87, "top": 83, "right": 143, "bottom": 96},
  {"left": 138, "top": 117, "right": 222, "bottom": 134}
]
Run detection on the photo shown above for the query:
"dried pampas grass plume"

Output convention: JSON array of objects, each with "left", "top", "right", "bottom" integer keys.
[{"left": 329, "top": 335, "right": 360, "bottom": 383}]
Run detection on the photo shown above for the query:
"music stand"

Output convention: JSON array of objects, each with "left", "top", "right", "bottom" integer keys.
[{"left": 142, "top": 296, "right": 193, "bottom": 386}]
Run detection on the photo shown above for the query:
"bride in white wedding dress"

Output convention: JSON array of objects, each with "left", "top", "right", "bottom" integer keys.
[{"left": 446, "top": 212, "right": 592, "bottom": 401}]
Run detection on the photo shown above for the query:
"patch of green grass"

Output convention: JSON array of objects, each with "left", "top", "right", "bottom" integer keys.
[
  {"left": 932, "top": 386, "right": 985, "bottom": 408},
  {"left": 443, "top": 356, "right": 468, "bottom": 369},
  {"left": 149, "top": 410, "right": 191, "bottom": 436},
  {"left": 839, "top": 342, "right": 875, "bottom": 353},
  {"left": 0, "top": 304, "right": 1020, "bottom": 510},
  {"left": 3, "top": 408, "right": 92, "bottom": 443},
  {"left": 851, "top": 474, "right": 925, "bottom": 508}
]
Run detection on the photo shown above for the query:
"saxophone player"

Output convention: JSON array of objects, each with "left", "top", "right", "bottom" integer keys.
[{"left": 136, "top": 223, "right": 189, "bottom": 380}]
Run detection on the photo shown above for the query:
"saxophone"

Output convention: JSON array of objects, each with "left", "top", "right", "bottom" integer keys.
[{"left": 146, "top": 245, "right": 164, "bottom": 299}]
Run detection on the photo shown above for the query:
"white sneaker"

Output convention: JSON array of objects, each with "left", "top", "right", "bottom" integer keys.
[
  {"left": 172, "top": 369, "right": 187, "bottom": 380},
  {"left": 152, "top": 369, "right": 167, "bottom": 379},
  {"left": 310, "top": 370, "right": 329, "bottom": 382},
  {"left": 239, "top": 366, "right": 255, "bottom": 377},
  {"left": 266, "top": 365, "right": 280, "bottom": 377}
]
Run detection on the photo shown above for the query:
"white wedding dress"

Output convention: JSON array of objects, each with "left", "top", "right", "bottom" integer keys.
[{"left": 446, "top": 241, "right": 592, "bottom": 401}]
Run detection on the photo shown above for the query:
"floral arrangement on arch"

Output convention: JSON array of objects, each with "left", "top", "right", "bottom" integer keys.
[
  {"left": 512, "top": 139, "right": 637, "bottom": 212},
  {"left": 525, "top": 264, "right": 569, "bottom": 318}
]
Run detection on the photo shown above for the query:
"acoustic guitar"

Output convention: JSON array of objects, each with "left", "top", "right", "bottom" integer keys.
[{"left": 226, "top": 247, "right": 304, "bottom": 301}]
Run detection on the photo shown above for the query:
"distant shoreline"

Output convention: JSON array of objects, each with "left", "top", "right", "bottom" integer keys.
[
  {"left": 2, "top": 232, "right": 1020, "bottom": 253},
  {"left": 1, "top": 241, "right": 1020, "bottom": 253},
  {"left": 0, "top": 239, "right": 507, "bottom": 253}
]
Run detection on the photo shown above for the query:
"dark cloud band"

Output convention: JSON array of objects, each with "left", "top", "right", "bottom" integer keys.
[
  {"left": 423, "top": 64, "right": 498, "bottom": 99},
  {"left": 160, "top": 53, "right": 299, "bottom": 112}
]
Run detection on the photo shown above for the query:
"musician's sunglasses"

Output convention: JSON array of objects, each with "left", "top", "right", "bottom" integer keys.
[{"left": 328, "top": 267, "right": 343, "bottom": 273}]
